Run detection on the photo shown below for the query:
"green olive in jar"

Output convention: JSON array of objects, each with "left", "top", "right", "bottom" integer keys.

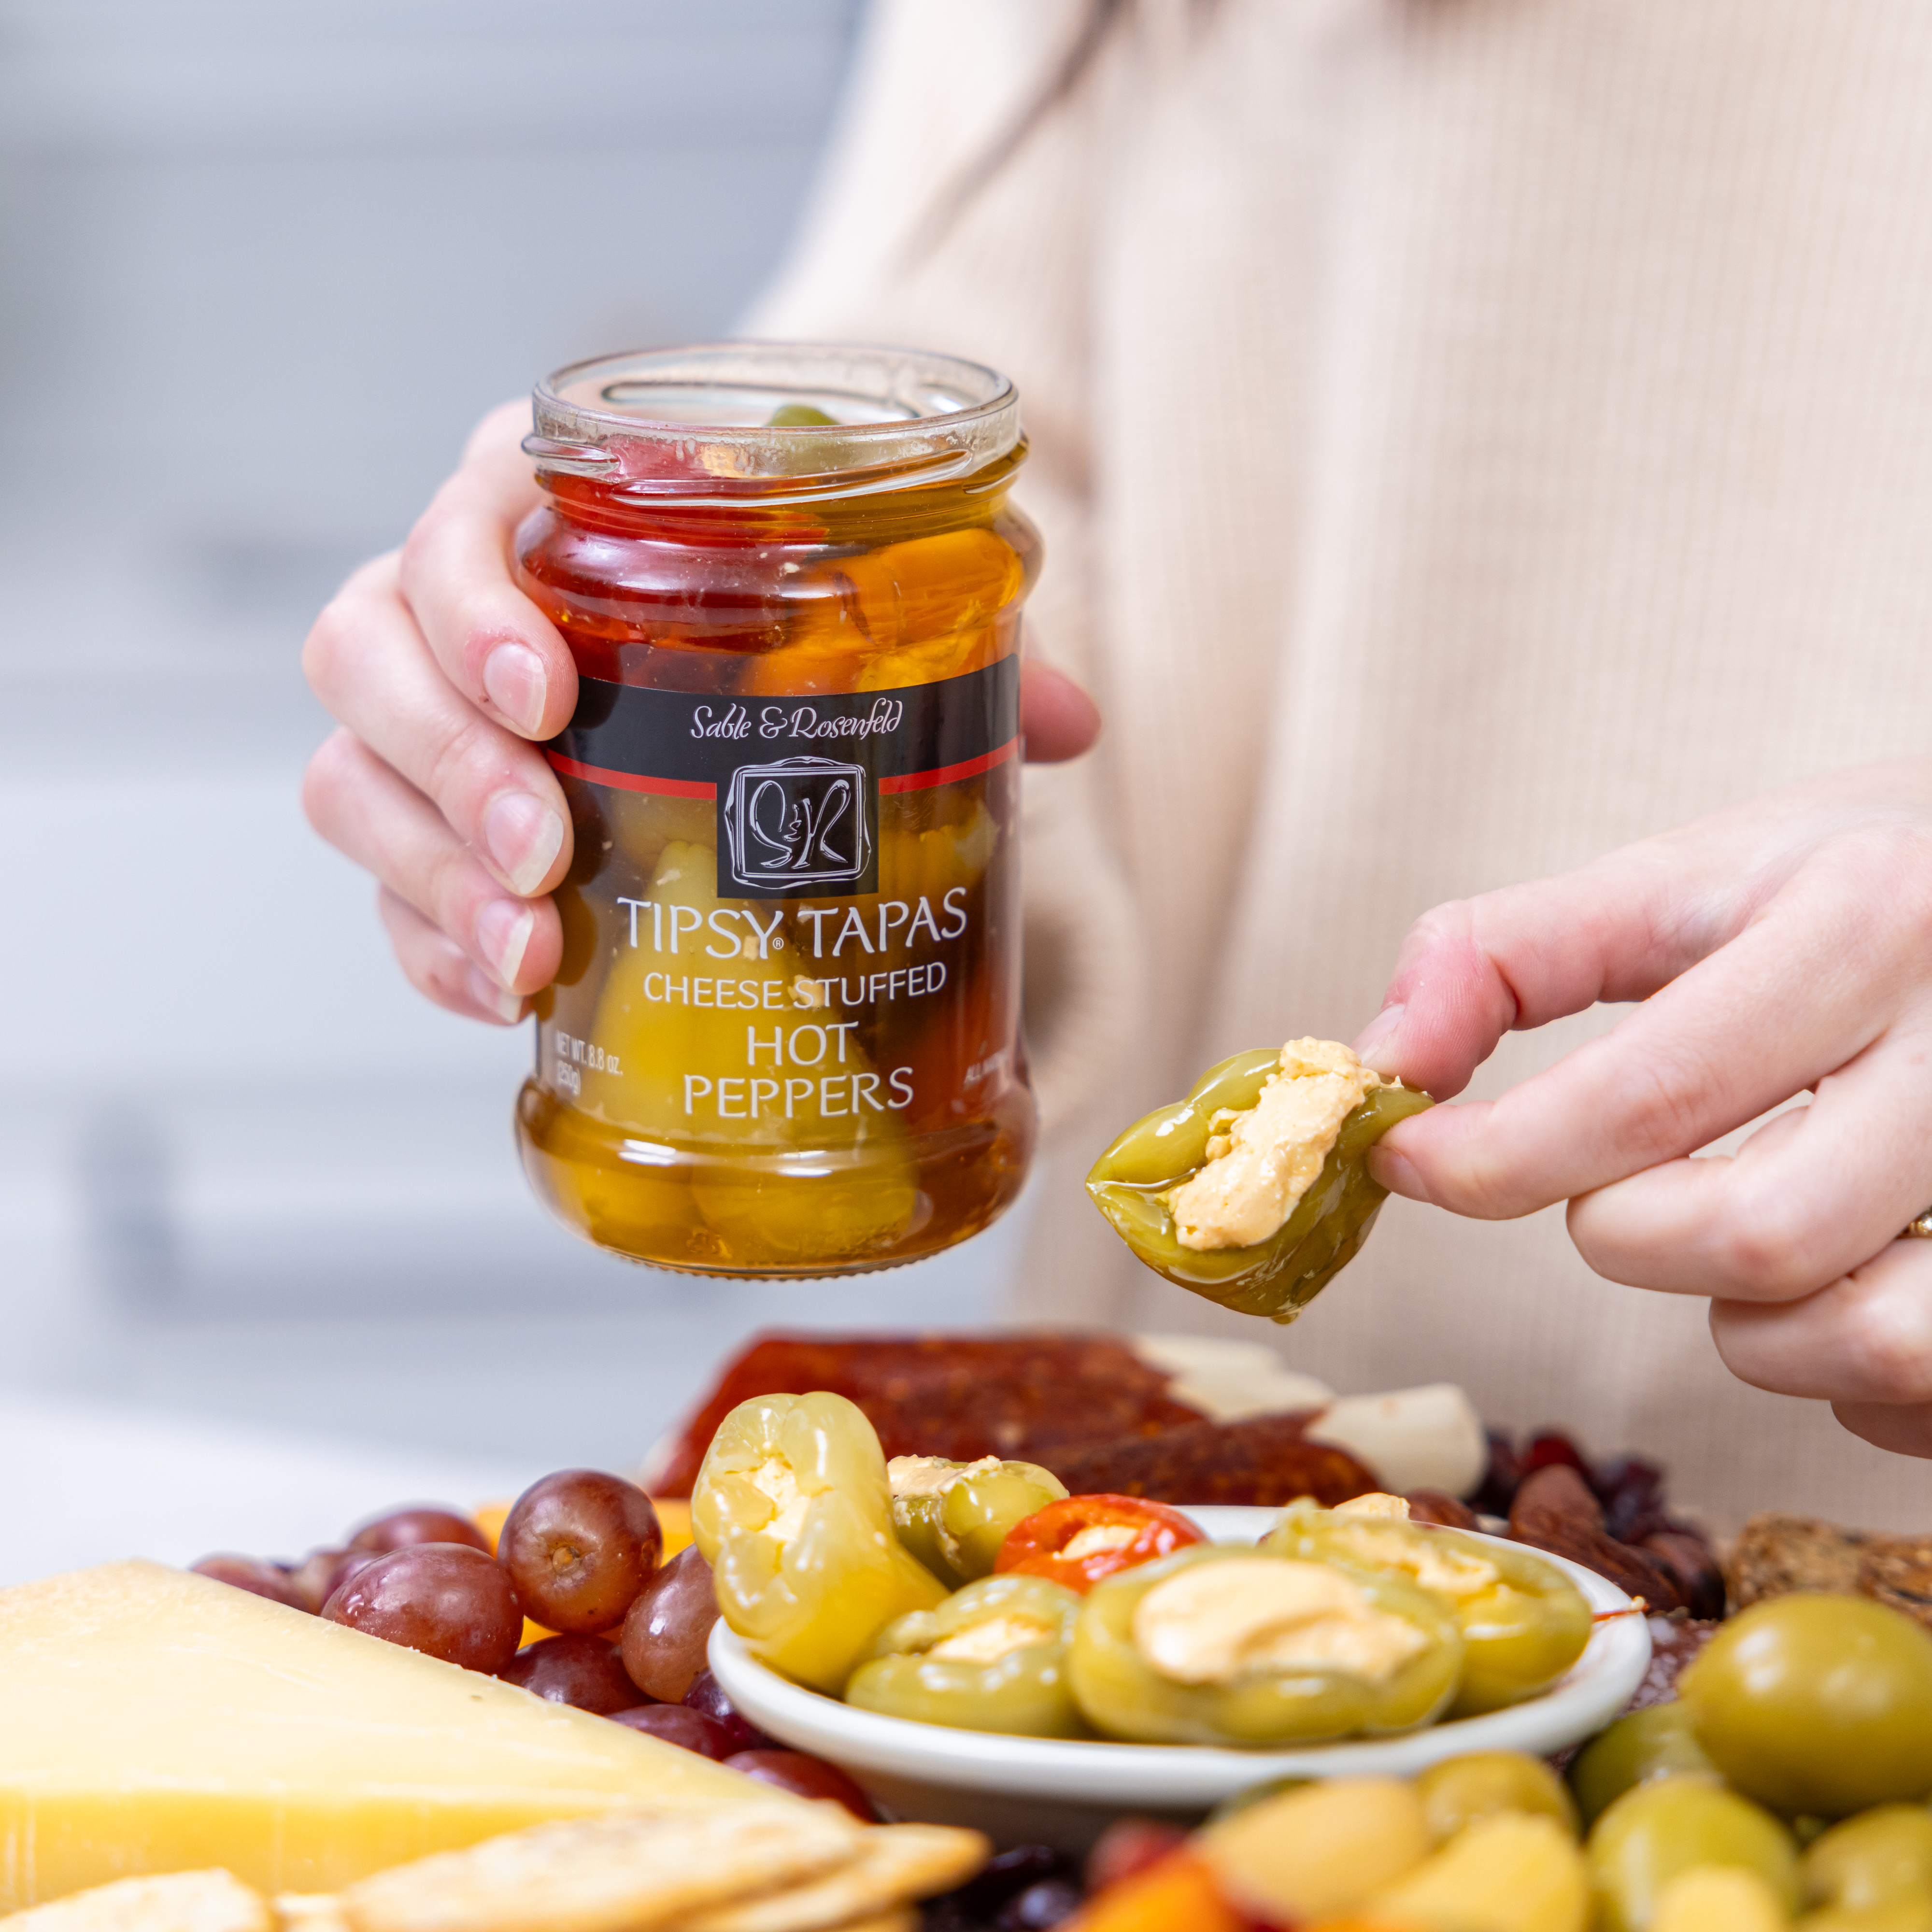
[
  {"left": 1680, "top": 1595, "right": 1932, "bottom": 1818},
  {"left": 1587, "top": 1776, "right": 1800, "bottom": 1932},
  {"left": 1570, "top": 1702, "right": 1721, "bottom": 1827},
  {"left": 1085, "top": 1040, "right": 1432, "bottom": 1322},
  {"left": 1415, "top": 1750, "right": 1580, "bottom": 1845}
]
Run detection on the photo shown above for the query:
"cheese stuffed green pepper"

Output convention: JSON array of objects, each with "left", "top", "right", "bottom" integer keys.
[
  {"left": 1067, "top": 1542, "right": 1462, "bottom": 1746},
  {"left": 1085, "top": 1038, "right": 1432, "bottom": 1322},
  {"left": 846, "top": 1573, "right": 1086, "bottom": 1737}
]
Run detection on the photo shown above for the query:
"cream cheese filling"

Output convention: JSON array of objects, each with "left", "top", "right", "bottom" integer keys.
[
  {"left": 1166, "top": 1039, "right": 1383, "bottom": 1251},
  {"left": 888, "top": 1454, "right": 1000, "bottom": 1499},
  {"left": 1060, "top": 1523, "right": 1141, "bottom": 1563},
  {"left": 748, "top": 1454, "right": 816, "bottom": 1543},
  {"left": 925, "top": 1615, "right": 1058, "bottom": 1665},
  {"left": 1336, "top": 1524, "right": 1500, "bottom": 1600},
  {"left": 1132, "top": 1558, "right": 1428, "bottom": 1688}
]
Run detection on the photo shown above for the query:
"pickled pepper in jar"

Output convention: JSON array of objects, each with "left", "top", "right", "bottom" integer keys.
[{"left": 513, "top": 345, "right": 1039, "bottom": 1276}]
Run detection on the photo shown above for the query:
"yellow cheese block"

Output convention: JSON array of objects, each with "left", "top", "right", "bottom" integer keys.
[{"left": 0, "top": 1561, "right": 784, "bottom": 1908}]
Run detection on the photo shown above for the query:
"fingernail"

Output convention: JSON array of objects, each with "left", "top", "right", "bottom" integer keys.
[
  {"left": 465, "top": 964, "right": 526, "bottom": 1024},
  {"left": 482, "top": 791, "right": 565, "bottom": 895},
  {"left": 1354, "top": 1003, "right": 1406, "bottom": 1071},
  {"left": 475, "top": 898, "right": 535, "bottom": 991},
  {"left": 482, "top": 642, "right": 547, "bottom": 736}
]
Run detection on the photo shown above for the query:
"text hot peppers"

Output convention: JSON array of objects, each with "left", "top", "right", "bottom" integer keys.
[{"left": 513, "top": 345, "right": 1039, "bottom": 1275}]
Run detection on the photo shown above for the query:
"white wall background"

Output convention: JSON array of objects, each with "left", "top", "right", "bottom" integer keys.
[{"left": 0, "top": 0, "right": 1033, "bottom": 1580}]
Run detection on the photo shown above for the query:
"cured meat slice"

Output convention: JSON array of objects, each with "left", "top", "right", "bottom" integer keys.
[
  {"left": 647, "top": 1332, "right": 1206, "bottom": 1497},
  {"left": 1044, "top": 1412, "right": 1377, "bottom": 1508}
]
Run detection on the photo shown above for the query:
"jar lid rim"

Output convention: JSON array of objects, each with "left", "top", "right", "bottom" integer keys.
[{"left": 528, "top": 341, "right": 1022, "bottom": 501}]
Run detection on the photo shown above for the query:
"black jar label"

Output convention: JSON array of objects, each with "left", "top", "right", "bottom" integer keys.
[{"left": 546, "top": 656, "right": 1020, "bottom": 898}]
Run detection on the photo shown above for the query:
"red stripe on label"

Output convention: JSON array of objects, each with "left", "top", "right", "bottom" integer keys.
[
  {"left": 546, "top": 753, "right": 715, "bottom": 799},
  {"left": 878, "top": 738, "right": 1019, "bottom": 794}
]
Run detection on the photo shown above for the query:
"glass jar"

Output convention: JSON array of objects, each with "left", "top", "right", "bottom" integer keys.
[{"left": 512, "top": 343, "right": 1040, "bottom": 1277}]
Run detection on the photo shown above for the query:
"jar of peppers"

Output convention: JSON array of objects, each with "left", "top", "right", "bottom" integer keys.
[{"left": 513, "top": 343, "right": 1039, "bottom": 1276}]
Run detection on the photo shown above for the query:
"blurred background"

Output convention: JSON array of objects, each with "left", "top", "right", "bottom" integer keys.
[{"left": 0, "top": 0, "right": 1029, "bottom": 1580}]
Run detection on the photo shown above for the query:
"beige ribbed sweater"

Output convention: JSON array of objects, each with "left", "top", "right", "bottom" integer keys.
[{"left": 750, "top": 0, "right": 1932, "bottom": 1531}]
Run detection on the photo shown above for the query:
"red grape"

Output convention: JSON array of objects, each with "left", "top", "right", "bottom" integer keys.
[
  {"left": 191, "top": 1555, "right": 305, "bottom": 1610},
  {"left": 499, "top": 1634, "right": 639, "bottom": 1715},
  {"left": 620, "top": 1546, "right": 719, "bottom": 1702},
  {"left": 723, "top": 1750, "right": 876, "bottom": 1822},
  {"left": 608, "top": 1704, "right": 736, "bottom": 1761},
  {"left": 323, "top": 1543, "right": 522, "bottom": 1674},
  {"left": 499, "top": 1470, "right": 661, "bottom": 1635},
  {"left": 286, "top": 1547, "right": 378, "bottom": 1614},
  {"left": 682, "top": 1669, "right": 775, "bottom": 1754},
  {"left": 349, "top": 1506, "right": 491, "bottom": 1555}
]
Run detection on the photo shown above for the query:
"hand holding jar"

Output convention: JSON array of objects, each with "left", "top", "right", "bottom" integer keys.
[
  {"left": 300, "top": 385, "right": 1098, "bottom": 1031},
  {"left": 303, "top": 346, "right": 1100, "bottom": 1277}
]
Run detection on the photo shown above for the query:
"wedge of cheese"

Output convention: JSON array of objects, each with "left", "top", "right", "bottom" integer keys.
[{"left": 0, "top": 1561, "right": 788, "bottom": 1908}]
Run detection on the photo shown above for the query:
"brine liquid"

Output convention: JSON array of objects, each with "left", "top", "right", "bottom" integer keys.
[{"left": 513, "top": 464, "right": 1038, "bottom": 1276}]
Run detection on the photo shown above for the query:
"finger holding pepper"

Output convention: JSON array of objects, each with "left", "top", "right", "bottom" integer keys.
[
  {"left": 1085, "top": 1040, "right": 1434, "bottom": 1324},
  {"left": 692, "top": 1391, "right": 947, "bottom": 1693}
]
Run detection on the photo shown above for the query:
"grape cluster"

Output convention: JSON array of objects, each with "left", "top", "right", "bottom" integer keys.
[{"left": 191, "top": 1469, "right": 871, "bottom": 1818}]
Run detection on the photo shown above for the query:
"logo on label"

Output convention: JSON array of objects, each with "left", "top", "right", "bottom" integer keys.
[{"left": 723, "top": 756, "right": 872, "bottom": 891}]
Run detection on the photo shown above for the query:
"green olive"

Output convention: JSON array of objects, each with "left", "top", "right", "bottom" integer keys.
[
  {"left": 1800, "top": 1896, "right": 1932, "bottom": 1932},
  {"left": 1207, "top": 1775, "right": 1312, "bottom": 1823},
  {"left": 1570, "top": 1703, "right": 1722, "bottom": 1828},
  {"left": 1415, "top": 1750, "right": 1579, "bottom": 1845},
  {"left": 765, "top": 403, "right": 838, "bottom": 426},
  {"left": 1804, "top": 1806, "right": 1932, "bottom": 1911},
  {"left": 1085, "top": 1049, "right": 1433, "bottom": 1323},
  {"left": 1681, "top": 1595, "right": 1932, "bottom": 1818},
  {"left": 1588, "top": 1776, "right": 1800, "bottom": 1932}
]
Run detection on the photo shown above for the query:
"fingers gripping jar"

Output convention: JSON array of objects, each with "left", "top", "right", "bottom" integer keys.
[{"left": 513, "top": 344, "right": 1039, "bottom": 1277}]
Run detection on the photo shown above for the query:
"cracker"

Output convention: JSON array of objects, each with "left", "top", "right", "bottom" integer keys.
[
  {"left": 1859, "top": 1534, "right": 1932, "bottom": 1633},
  {"left": 7, "top": 1872, "right": 270, "bottom": 1932},
  {"left": 682, "top": 1824, "right": 987, "bottom": 1932},
  {"left": 340, "top": 1805, "right": 860, "bottom": 1932},
  {"left": 1726, "top": 1511, "right": 1869, "bottom": 1607}
]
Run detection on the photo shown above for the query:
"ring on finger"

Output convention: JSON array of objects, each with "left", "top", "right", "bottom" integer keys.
[{"left": 1904, "top": 1209, "right": 1932, "bottom": 1239}]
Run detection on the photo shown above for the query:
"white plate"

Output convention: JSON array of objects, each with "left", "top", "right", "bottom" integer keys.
[{"left": 708, "top": 1505, "right": 1651, "bottom": 1848}]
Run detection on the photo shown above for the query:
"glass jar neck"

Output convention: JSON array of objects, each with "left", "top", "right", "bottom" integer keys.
[
  {"left": 525, "top": 342, "right": 1023, "bottom": 516},
  {"left": 536, "top": 442, "right": 1028, "bottom": 549}
]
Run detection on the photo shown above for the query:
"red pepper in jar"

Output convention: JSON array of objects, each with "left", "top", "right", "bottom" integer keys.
[{"left": 993, "top": 1494, "right": 1205, "bottom": 1594}]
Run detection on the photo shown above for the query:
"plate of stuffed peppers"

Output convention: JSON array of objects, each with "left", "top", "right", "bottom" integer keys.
[{"left": 694, "top": 1390, "right": 1651, "bottom": 1845}]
